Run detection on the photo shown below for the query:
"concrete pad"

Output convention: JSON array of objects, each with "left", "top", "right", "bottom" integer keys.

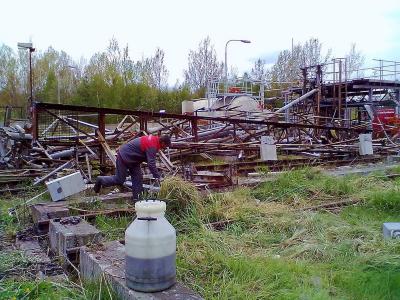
[
  {"left": 49, "top": 217, "right": 102, "bottom": 257},
  {"left": 15, "top": 237, "right": 51, "bottom": 264},
  {"left": 383, "top": 222, "right": 400, "bottom": 239},
  {"left": 326, "top": 162, "right": 400, "bottom": 177},
  {"left": 80, "top": 241, "right": 203, "bottom": 300},
  {"left": 30, "top": 203, "right": 70, "bottom": 233},
  {"left": 15, "top": 236, "right": 66, "bottom": 278}
]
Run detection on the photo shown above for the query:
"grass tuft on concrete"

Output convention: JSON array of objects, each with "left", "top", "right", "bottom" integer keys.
[{"left": 159, "top": 176, "right": 204, "bottom": 216}]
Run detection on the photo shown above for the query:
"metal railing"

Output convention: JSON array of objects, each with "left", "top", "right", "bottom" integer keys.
[{"left": 324, "top": 59, "right": 400, "bottom": 83}]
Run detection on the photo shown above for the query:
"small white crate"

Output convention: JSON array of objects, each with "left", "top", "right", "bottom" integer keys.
[
  {"left": 383, "top": 223, "right": 400, "bottom": 239},
  {"left": 46, "top": 172, "right": 85, "bottom": 201}
]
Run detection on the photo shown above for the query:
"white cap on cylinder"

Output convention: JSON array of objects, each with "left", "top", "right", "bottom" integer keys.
[{"left": 135, "top": 200, "right": 166, "bottom": 214}]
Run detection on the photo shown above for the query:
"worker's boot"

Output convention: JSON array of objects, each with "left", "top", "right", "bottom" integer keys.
[{"left": 93, "top": 179, "right": 102, "bottom": 193}]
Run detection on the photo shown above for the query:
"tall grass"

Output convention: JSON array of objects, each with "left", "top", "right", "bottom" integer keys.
[
  {"left": 0, "top": 278, "right": 119, "bottom": 300},
  {"left": 159, "top": 176, "right": 204, "bottom": 217},
  {"left": 95, "top": 215, "right": 132, "bottom": 241},
  {"left": 366, "top": 188, "right": 400, "bottom": 211},
  {"left": 2, "top": 167, "right": 400, "bottom": 299},
  {"left": 250, "top": 167, "right": 394, "bottom": 207},
  {"left": 175, "top": 168, "right": 400, "bottom": 299}
]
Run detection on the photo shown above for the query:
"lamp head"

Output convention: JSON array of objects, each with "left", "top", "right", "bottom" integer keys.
[{"left": 17, "top": 42, "right": 33, "bottom": 49}]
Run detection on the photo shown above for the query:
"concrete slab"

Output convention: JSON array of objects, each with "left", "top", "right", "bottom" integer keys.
[
  {"left": 30, "top": 203, "right": 70, "bottom": 233},
  {"left": 80, "top": 241, "right": 203, "bottom": 300},
  {"left": 30, "top": 193, "right": 132, "bottom": 233},
  {"left": 15, "top": 237, "right": 51, "bottom": 264},
  {"left": 15, "top": 236, "right": 66, "bottom": 278},
  {"left": 326, "top": 162, "right": 400, "bottom": 177},
  {"left": 49, "top": 217, "right": 102, "bottom": 257},
  {"left": 383, "top": 222, "right": 400, "bottom": 239}
]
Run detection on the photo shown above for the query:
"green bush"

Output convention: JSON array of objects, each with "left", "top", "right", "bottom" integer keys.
[
  {"left": 251, "top": 168, "right": 321, "bottom": 203},
  {"left": 366, "top": 189, "right": 400, "bottom": 211},
  {"left": 252, "top": 168, "right": 357, "bottom": 206},
  {"left": 321, "top": 176, "right": 354, "bottom": 196},
  {"left": 159, "top": 176, "right": 204, "bottom": 217}
]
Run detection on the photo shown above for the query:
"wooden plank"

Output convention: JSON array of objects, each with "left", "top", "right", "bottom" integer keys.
[
  {"left": 79, "top": 139, "right": 98, "bottom": 158},
  {"left": 158, "top": 150, "right": 175, "bottom": 172},
  {"left": 35, "top": 140, "right": 53, "bottom": 160},
  {"left": 97, "top": 131, "right": 116, "bottom": 167},
  {"left": 33, "top": 160, "right": 74, "bottom": 186},
  {"left": 85, "top": 154, "right": 92, "bottom": 182}
]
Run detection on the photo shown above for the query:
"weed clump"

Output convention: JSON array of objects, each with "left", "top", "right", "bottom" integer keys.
[
  {"left": 251, "top": 168, "right": 320, "bottom": 204},
  {"left": 252, "top": 168, "right": 357, "bottom": 207},
  {"left": 159, "top": 176, "right": 204, "bottom": 216},
  {"left": 366, "top": 188, "right": 400, "bottom": 211}
]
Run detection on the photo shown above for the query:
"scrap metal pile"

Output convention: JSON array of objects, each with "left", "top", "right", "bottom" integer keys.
[
  {"left": 0, "top": 102, "right": 394, "bottom": 191},
  {"left": 0, "top": 59, "right": 399, "bottom": 191}
]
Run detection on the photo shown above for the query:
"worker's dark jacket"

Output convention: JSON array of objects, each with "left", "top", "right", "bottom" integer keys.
[{"left": 118, "top": 135, "right": 161, "bottom": 178}]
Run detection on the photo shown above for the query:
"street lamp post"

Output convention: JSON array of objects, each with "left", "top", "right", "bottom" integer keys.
[
  {"left": 17, "top": 42, "right": 35, "bottom": 107},
  {"left": 224, "top": 39, "right": 251, "bottom": 105}
]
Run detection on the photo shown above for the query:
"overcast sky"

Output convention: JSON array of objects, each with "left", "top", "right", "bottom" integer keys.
[{"left": 2, "top": 0, "right": 400, "bottom": 85}]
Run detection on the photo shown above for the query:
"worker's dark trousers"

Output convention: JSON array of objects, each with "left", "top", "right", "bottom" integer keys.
[{"left": 96, "top": 155, "right": 143, "bottom": 200}]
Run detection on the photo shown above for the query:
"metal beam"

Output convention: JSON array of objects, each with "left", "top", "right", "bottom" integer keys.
[
  {"left": 275, "top": 89, "right": 318, "bottom": 113},
  {"left": 353, "top": 85, "right": 400, "bottom": 90},
  {"left": 34, "top": 101, "right": 367, "bottom": 133}
]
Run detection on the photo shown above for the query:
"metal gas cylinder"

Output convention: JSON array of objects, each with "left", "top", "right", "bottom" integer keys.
[{"left": 125, "top": 200, "right": 176, "bottom": 292}]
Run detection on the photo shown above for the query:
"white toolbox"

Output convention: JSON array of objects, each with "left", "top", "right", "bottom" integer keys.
[
  {"left": 46, "top": 171, "right": 85, "bottom": 201},
  {"left": 383, "top": 223, "right": 400, "bottom": 239}
]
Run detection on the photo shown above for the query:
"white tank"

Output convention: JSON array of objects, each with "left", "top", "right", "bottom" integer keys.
[
  {"left": 125, "top": 200, "right": 176, "bottom": 292},
  {"left": 182, "top": 100, "right": 194, "bottom": 114}
]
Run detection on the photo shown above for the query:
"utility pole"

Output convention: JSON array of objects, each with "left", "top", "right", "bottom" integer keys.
[
  {"left": 18, "top": 42, "right": 35, "bottom": 113},
  {"left": 224, "top": 39, "right": 251, "bottom": 106}
]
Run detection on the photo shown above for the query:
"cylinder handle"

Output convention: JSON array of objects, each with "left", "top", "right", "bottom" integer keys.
[{"left": 137, "top": 217, "right": 158, "bottom": 221}]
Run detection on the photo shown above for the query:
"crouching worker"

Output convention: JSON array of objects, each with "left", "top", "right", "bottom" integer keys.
[{"left": 94, "top": 134, "right": 171, "bottom": 201}]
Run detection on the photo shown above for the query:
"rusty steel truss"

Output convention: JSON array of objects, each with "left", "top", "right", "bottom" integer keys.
[
  {"left": 1, "top": 59, "right": 398, "bottom": 190},
  {"left": 32, "top": 101, "right": 372, "bottom": 161}
]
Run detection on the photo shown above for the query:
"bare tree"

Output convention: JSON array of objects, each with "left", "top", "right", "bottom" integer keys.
[
  {"left": 85, "top": 52, "right": 108, "bottom": 80},
  {"left": 229, "top": 66, "right": 239, "bottom": 83},
  {"left": 149, "top": 48, "right": 169, "bottom": 89},
  {"left": 250, "top": 58, "right": 268, "bottom": 82},
  {"left": 345, "top": 43, "right": 365, "bottom": 78},
  {"left": 134, "top": 56, "right": 149, "bottom": 85},
  {"left": 135, "top": 48, "right": 169, "bottom": 89},
  {"left": 298, "top": 38, "right": 331, "bottom": 68},
  {"left": 84, "top": 41, "right": 119, "bottom": 87},
  {"left": 31, "top": 47, "right": 60, "bottom": 100},
  {"left": 268, "top": 38, "right": 332, "bottom": 87},
  {"left": 0, "top": 44, "right": 21, "bottom": 104},
  {"left": 31, "top": 47, "right": 79, "bottom": 102},
  {"left": 106, "top": 37, "right": 121, "bottom": 74},
  {"left": 84, "top": 38, "right": 125, "bottom": 86},
  {"left": 270, "top": 49, "right": 295, "bottom": 83},
  {"left": 121, "top": 44, "right": 136, "bottom": 85},
  {"left": 184, "top": 36, "right": 223, "bottom": 92}
]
